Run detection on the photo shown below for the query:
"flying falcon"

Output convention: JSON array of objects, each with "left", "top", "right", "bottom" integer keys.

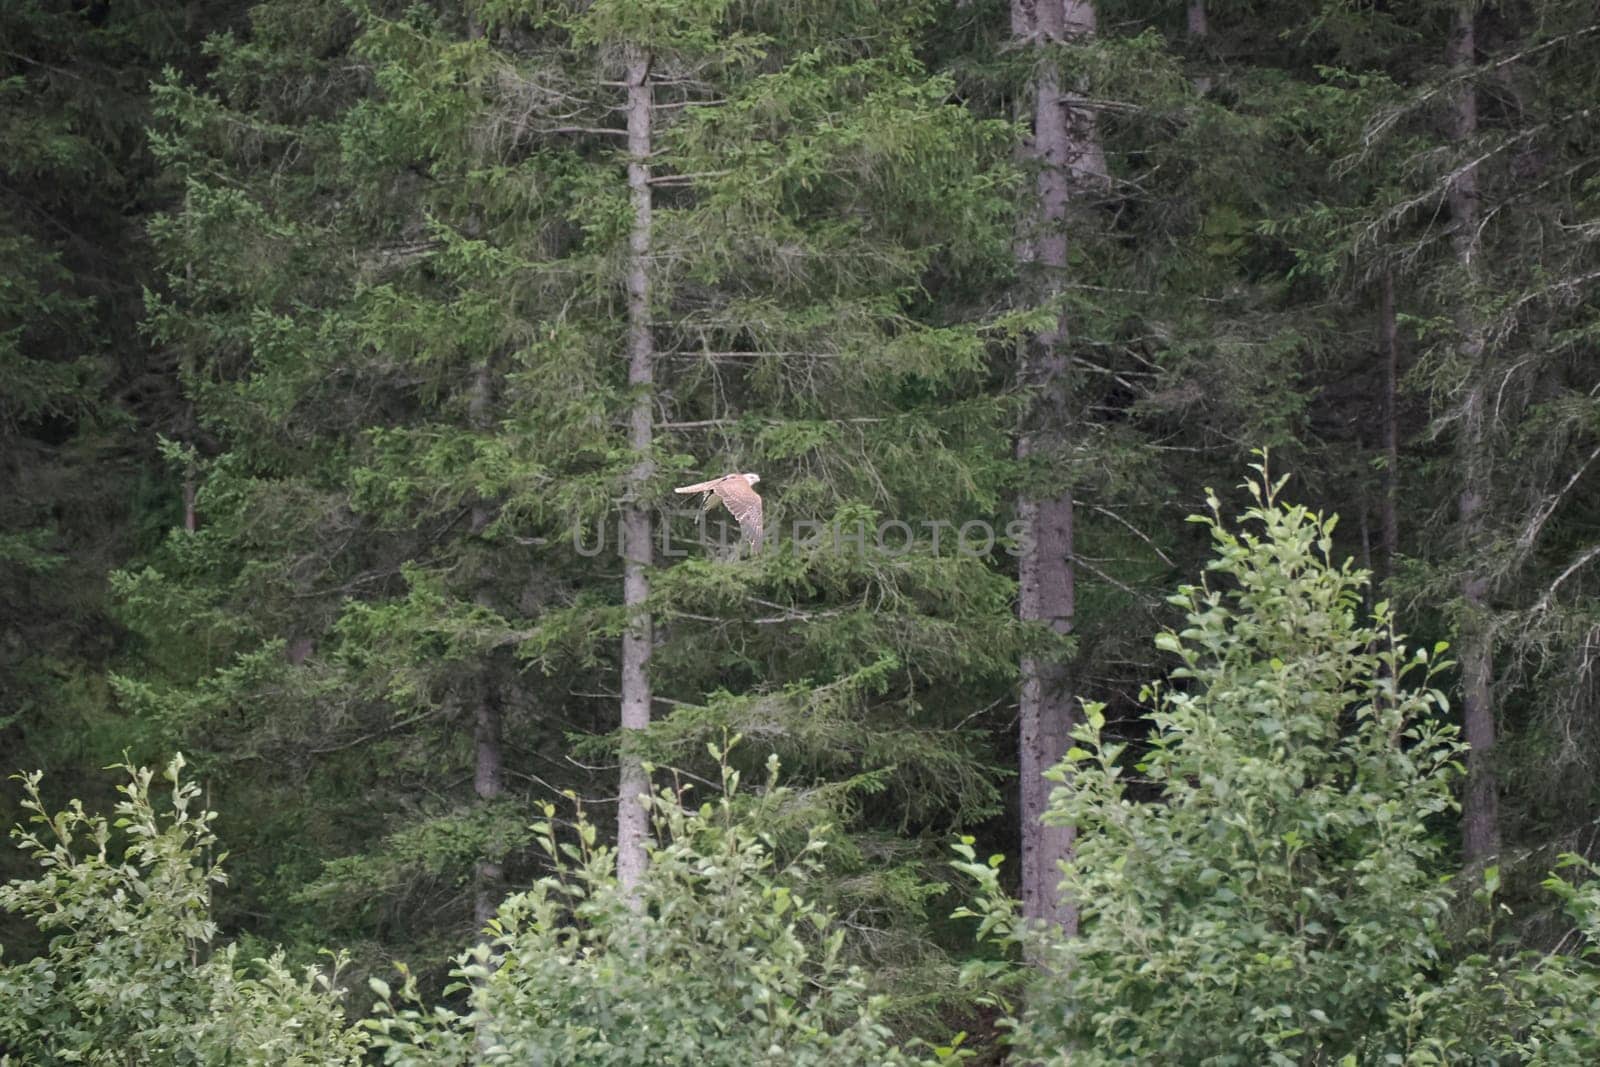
[{"left": 674, "top": 472, "right": 763, "bottom": 554}]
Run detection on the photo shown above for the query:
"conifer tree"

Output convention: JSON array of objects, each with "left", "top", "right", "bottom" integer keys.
[
  {"left": 0, "top": 0, "right": 238, "bottom": 922},
  {"left": 1267, "top": 0, "right": 1600, "bottom": 862},
  {"left": 128, "top": 0, "right": 1023, "bottom": 994},
  {"left": 617, "top": 34, "right": 656, "bottom": 900},
  {"left": 0, "top": 0, "right": 190, "bottom": 760},
  {"left": 1444, "top": 0, "right": 1500, "bottom": 864}
]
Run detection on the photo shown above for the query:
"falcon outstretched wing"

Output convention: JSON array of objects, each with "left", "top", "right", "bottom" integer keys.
[{"left": 716, "top": 479, "right": 763, "bottom": 551}]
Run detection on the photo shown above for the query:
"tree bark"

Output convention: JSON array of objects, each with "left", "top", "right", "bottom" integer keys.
[
  {"left": 182, "top": 264, "right": 199, "bottom": 534},
  {"left": 473, "top": 691, "right": 504, "bottom": 928},
  {"left": 1013, "top": 0, "right": 1105, "bottom": 937},
  {"left": 1379, "top": 272, "right": 1400, "bottom": 581},
  {"left": 468, "top": 363, "right": 505, "bottom": 929},
  {"left": 182, "top": 441, "right": 197, "bottom": 533},
  {"left": 617, "top": 45, "right": 655, "bottom": 901},
  {"left": 1446, "top": 4, "right": 1500, "bottom": 865},
  {"left": 1186, "top": 1, "right": 1212, "bottom": 93}
]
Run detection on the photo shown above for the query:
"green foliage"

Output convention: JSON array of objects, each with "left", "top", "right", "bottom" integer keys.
[
  {"left": 957, "top": 465, "right": 1600, "bottom": 1064},
  {"left": 0, "top": 748, "right": 957, "bottom": 1063},
  {"left": 123, "top": 0, "right": 1027, "bottom": 997},
  {"left": 1026, "top": 466, "right": 1464, "bottom": 1061},
  {"left": 364, "top": 742, "right": 935, "bottom": 1065},
  {"left": 0, "top": 755, "right": 366, "bottom": 1065},
  {"left": 0, "top": 0, "right": 164, "bottom": 780},
  {"left": 6, "top": 0, "right": 1600, "bottom": 1058}
]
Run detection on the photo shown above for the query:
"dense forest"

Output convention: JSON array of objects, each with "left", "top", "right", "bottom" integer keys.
[{"left": 2, "top": 0, "right": 1599, "bottom": 1062}]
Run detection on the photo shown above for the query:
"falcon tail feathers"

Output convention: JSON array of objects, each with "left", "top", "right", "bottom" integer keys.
[{"left": 674, "top": 478, "right": 725, "bottom": 494}]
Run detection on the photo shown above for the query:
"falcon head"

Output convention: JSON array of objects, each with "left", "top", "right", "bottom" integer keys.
[{"left": 741, "top": 472, "right": 761, "bottom": 486}]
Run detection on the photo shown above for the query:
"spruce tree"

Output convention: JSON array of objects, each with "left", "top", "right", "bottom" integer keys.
[
  {"left": 128, "top": 0, "right": 1023, "bottom": 999},
  {"left": 1008, "top": 0, "right": 1106, "bottom": 938},
  {"left": 1265, "top": 0, "right": 1600, "bottom": 864},
  {"left": 0, "top": 0, "right": 230, "bottom": 937}
]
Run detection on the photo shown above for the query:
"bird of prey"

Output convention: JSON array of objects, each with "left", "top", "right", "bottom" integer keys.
[{"left": 674, "top": 472, "right": 763, "bottom": 554}]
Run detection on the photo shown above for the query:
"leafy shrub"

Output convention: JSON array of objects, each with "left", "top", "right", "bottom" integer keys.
[
  {"left": 958, "top": 467, "right": 1600, "bottom": 1065},
  {"left": 1, "top": 748, "right": 939, "bottom": 1065},
  {"left": 0, "top": 755, "right": 366, "bottom": 1065},
  {"left": 365, "top": 744, "right": 937, "bottom": 1066}
]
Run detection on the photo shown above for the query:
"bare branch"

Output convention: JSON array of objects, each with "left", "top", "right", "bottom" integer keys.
[
  {"left": 647, "top": 170, "right": 731, "bottom": 186},
  {"left": 1533, "top": 544, "right": 1600, "bottom": 616},
  {"left": 540, "top": 125, "right": 627, "bottom": 137},
  {"left": 662, "top": 416, "right": 885, "bottom": 429},
  {"left": 1518, "top": 443, "right": 1600, "bottom": 551},
  {"left": 1090, "top": 504, "right": 1175, "bottom": 566}
]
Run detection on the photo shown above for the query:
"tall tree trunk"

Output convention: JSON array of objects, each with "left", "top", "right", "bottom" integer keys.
[
  {"left": 182, "top": 263, "right": 199, "bottom": 534},
  {"left": 464, "top": 362, "right": 504, "bottom": 1062},
  {"left": 1013, "top": 0, "right": 1105, "bottom": 937},
  {"left": 1186, "top": 1, "right": 1211, "bottom": 93},
  {"left": 181, "top": 400, "right": 197, "bottom": 531},
  {"left": 617, "top": 46, "right": 655, "bottom": 900},
  {"left": 470, "top": 682, "right": 503, "bottom": 1056},
  {"left": 1447, "top": 4, "right": 1499, "bottom": 864},
  {"left": 1359, "top": 504, "right": 1373, "bottom": 576},
  {"left": 468, "top": 363, "right": 504, "bottom": 929},
  {"left": 473, "top": 691, "right": 504, "bottom": 927},
  {"left": 182, "top": 461, "right": 197, "bottom": 533},
  {"left": 1379, "top": 272, "right": 1400, "bottom": 581}
]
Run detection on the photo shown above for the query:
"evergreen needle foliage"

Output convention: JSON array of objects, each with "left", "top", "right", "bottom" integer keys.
[{"left": 6, "top": 0, "right": 1600, "bottom": 1060}]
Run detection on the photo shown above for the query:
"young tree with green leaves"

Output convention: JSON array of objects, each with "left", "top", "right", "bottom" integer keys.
[
  {"left": 366, "top": 744, "right": 945, "bottom": 1066},
  {"left": 0, "top": 756, "right": 367, "bottom": 1064},
  {"left": 1, "top": 747, "right": 965, "bottom": 1064},
  {"left": 958, "top": 464, "right": 1600, "bottom": 1063}
]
